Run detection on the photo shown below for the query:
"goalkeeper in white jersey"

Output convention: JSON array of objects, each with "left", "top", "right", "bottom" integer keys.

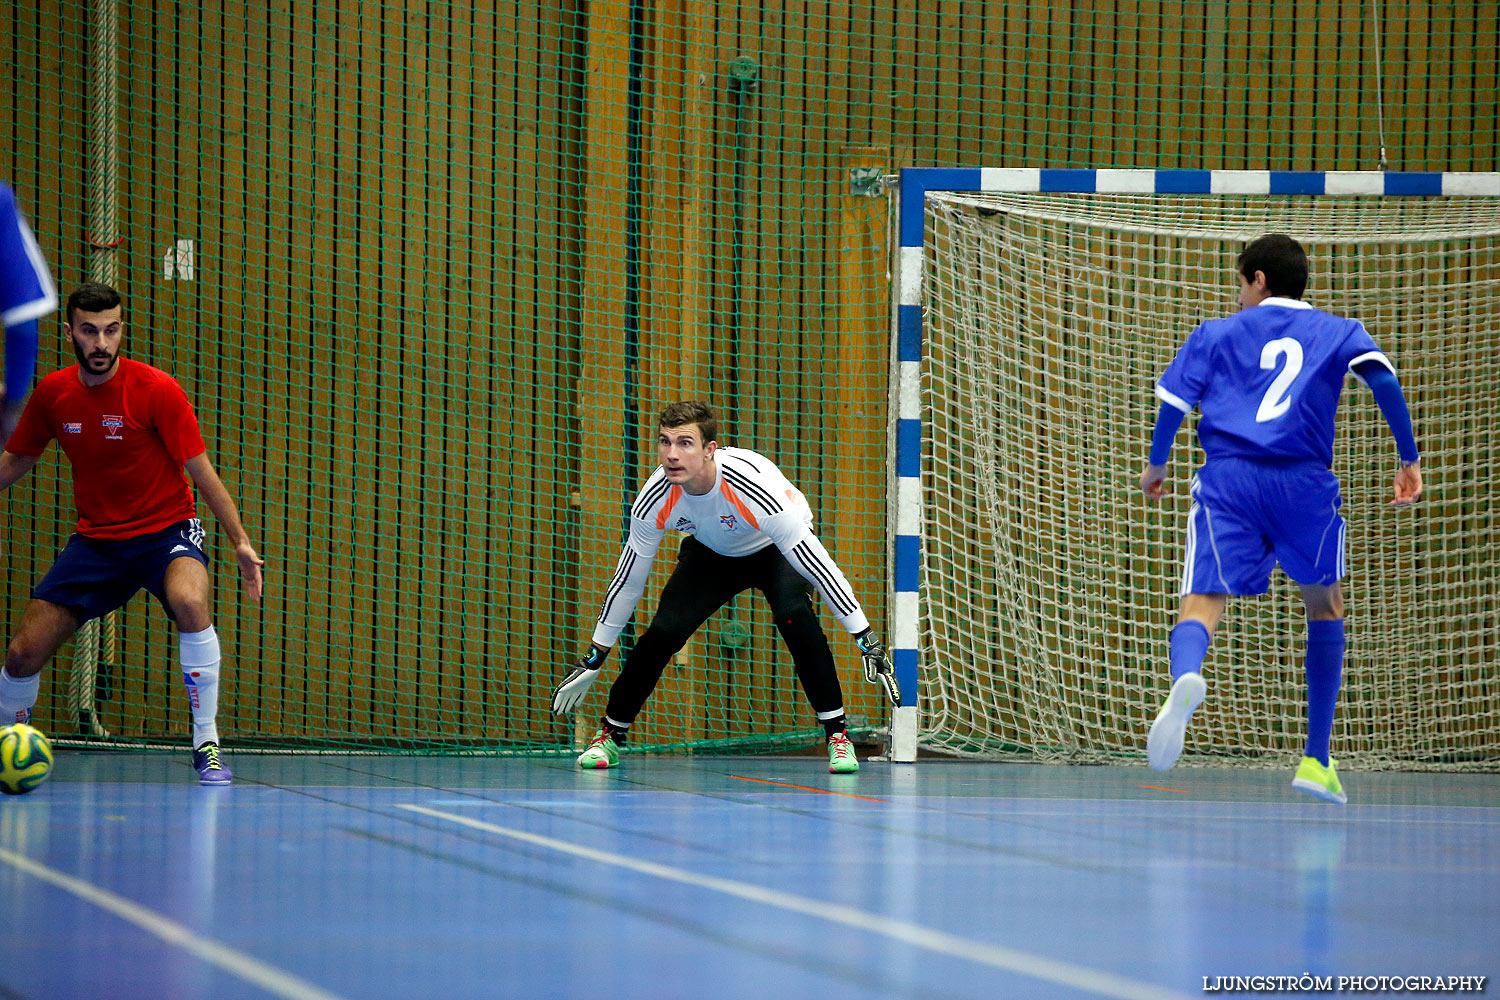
[{"left": 552, "top": 400, "right": 899, "bottom": 773}]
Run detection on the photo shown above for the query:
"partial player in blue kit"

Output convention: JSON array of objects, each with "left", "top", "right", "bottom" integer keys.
[
  {"left": 0, "top": 182, "right": 57, "bottom": 440},
  {"left": 1139, "top": 234, "right": 1422, "bottom": 804}
]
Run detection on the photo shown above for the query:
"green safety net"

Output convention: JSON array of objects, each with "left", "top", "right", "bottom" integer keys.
[{"left": 1, "top": 1, "right": 1495, "bottom": 755}]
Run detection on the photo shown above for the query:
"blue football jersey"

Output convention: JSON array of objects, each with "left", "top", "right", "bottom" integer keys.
[
  {"left": 1, "top": 181, "right": 56, "bottom": 401},
  {"left": 0, "top": 183, "right": 56, "bottom": 330},
  {"left": 1155, "top": 297, "right": 1392, "bottom": 467}
]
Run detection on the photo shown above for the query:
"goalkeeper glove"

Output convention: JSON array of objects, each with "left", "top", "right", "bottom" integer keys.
[
  {"left": 553, "top": 644, "right": 609, "bottom": 715},
  {"left": 855, "top": 628, "right": 901, "bottom": 707}
]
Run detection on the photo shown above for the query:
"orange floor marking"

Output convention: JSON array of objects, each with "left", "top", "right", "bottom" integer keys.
[{"left": 729, "top": 775, "right": 886, "bottom": 803}]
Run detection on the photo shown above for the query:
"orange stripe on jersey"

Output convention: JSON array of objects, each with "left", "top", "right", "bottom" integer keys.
[
  {"left": 717, "top": 478, "right": 761, "bottom": 530},
  {"left": 654, "top": 485, "right": 685, "bottom": 529}
]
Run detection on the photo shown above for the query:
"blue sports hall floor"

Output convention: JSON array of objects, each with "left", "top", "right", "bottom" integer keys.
[{"left": 0, "top": 750, "right": 1495, "bottom": 1000}]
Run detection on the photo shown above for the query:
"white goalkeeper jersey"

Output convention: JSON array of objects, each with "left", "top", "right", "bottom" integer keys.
[{"left": 591, "top": 446, "right": 870, "bottom": 647}]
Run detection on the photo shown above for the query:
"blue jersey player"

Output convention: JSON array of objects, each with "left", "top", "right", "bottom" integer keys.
[
  {"left": 0, "top": 182, "right": 56, "bottom": 439},
  {"left": 1140, "top": 234, "right": 1421, "bottom": 804}
]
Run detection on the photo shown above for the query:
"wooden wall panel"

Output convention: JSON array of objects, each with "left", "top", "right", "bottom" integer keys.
[
  {"left": 205, "top": 0, "right": 277, "bottom": 737},
  {"left": 507, "top": 0, "right": 549, "bottom": 737},
  {"left": 262, "top": 0, "right": 310, "bottom": 736},
  {"left": 436, "top": 0, "right": 482, "bottom": 738},
  {"left": 577, "top": 0, "right": 634, "bottom": 746},
  {"left": 307, "top": 0, "right": 353, "bottom": 741},
  {"left": 731, "top": 0, "right": 793, "bottom": 738},
  {"left": 333, "top": 3, "right": 379, "bottom": 744},
  {"left": 368, "top": 1, "right": 408, "bottom": 739},
  {"left": 408, "top": 0, "right": 452, "bottom": 733}
]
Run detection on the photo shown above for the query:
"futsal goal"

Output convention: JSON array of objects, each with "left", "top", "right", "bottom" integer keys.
[{"left": 891, "top": 168, "right": 1500, "bottom": 770}]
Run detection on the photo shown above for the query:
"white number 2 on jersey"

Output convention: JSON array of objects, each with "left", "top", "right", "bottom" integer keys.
[{"left": 1256, "top": 337, "right": 1304, "bottom": 422}]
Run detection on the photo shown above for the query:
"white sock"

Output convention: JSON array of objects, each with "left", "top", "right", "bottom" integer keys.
[
  {"left": 180, "top": 626, "right": 222, "bottom": 748},
  {"left": 0, "top": 669, "right": 40, "bottom": 725}
]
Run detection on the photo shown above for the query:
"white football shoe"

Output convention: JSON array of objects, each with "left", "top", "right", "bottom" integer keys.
[{"left": 1147, "top": 672, "right": 1207, "bottom": 771}]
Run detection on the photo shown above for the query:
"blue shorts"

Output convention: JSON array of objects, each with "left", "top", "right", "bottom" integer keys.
[
  {"left": 32, "top": 518, "right": 210, "bottom": 622},
  {"left": 1179, "top": 459, "right": 1345, "bottom": 596}
]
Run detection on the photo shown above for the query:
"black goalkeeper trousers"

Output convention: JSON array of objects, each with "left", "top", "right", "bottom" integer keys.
[{"left": 604, "top": 535, "right": 846, "bottom": 726}]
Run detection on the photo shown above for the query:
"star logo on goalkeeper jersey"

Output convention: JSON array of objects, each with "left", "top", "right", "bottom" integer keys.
[{"left": 719, "top": 514, "right": 739, "bottom": 530}]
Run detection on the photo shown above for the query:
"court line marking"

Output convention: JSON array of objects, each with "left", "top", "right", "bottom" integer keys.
[
  {"left": 1136, "top": 785, "right": 1189, "bottom": 794},
  {"left": 728, "top": 774, "right": 886, "bottom": 802},
  {"left": 0, "top": 846, "right": 349, "bottom": 1000},
  {"left": 398, "top": 804, "right": 1187, "bottom": 1000}
]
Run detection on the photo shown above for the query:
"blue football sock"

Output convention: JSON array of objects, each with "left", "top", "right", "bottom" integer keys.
[
  {"left": 1304, "top": 619, "right": 1346, "bottom": 767},
  {"left": 1169, "top": 620, "right": 1212, "bottom": 681}
]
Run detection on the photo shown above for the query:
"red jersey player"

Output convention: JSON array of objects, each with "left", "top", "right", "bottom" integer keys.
[{"left": 0, "top": 282, "right": 264, "bottom": 784}]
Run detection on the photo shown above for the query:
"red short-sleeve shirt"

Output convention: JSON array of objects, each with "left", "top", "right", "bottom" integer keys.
[{"left": 6, "top": 359, "right": 207, "bottom": 539}]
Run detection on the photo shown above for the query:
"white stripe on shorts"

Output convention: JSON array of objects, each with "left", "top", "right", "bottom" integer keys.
[
  {"left": 1310, "top": 502, "right": 1345, "bottom": 584},
  {"left": 1180, "top": 477, "right": 1231, "bottom": 596},
  {"left": 1338, "top": 519, "right": 1347, "bottom": 579},
  {"left": 1180, "top": 503, "right": 1199, "bottom": 597}
]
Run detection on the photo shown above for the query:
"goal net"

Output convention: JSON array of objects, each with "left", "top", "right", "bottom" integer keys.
[{"left": 918, "top": 189, "right": 1500, "bottom": 770}]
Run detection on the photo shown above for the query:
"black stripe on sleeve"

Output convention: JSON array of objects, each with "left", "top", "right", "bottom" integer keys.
[
  {"left": 792, "top": 540, "right": 857, "bottom": 617},
  {"left": 630, "top": 472, "right": 671, "bottom": 521},
  {"left": 721, "top": 466, "right": 783, "bottom": 516},
  {"left": 723, "top": 450, "right": 763, "bottom": 473},
  {"left": 598, "top": 548, "right": 638, "bottom": 623}
]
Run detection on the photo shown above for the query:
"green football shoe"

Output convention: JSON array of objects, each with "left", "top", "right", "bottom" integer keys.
[
  {"left": 577, "top": 730, "right": 620, "bottom": 769},
  {"left": 827, "top": 731, "right": 859, "bottom": 774},
  {"left": 1292, "top": 755, "right": 1347, "bottom": 804}
]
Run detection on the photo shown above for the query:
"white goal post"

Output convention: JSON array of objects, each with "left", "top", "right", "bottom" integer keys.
[{"left": 889, "top": 167, "right": 1500, "bottom": 769}]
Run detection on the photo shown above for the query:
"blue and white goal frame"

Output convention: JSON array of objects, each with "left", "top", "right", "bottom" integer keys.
[{"left": 886, "top": 166, "right": 1500, "bottom": 762}]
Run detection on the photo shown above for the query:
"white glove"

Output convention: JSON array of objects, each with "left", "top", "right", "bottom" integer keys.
[
  {"left": 855, "top": 628, "right": 902, "bottom": 707},
  {"left": 552, "top": 644, "right": 609, "bottom": 715}
]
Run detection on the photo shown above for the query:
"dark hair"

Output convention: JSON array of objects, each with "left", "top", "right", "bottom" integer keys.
[
  {"left": 1237, "top": 234, "right": 1308, "bottom": 299},
  {"left": 66, "top": 281, "right": 122, "bottom": 325},
  {"left": 658, "top": 400, "right": 718, "bottom": 445}
]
